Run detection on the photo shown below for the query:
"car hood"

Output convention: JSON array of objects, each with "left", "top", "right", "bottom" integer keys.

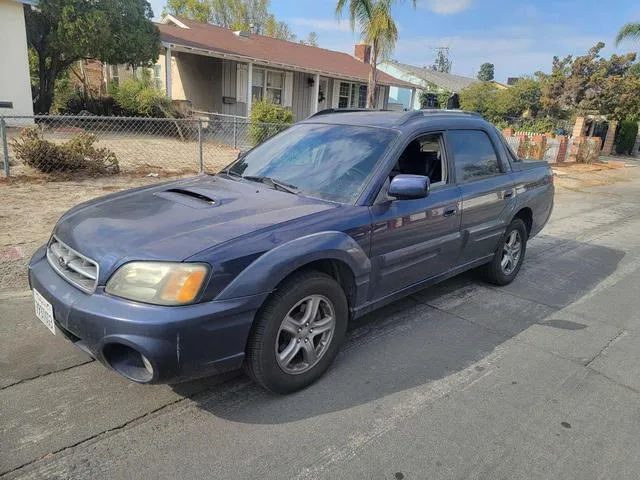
[{"left": 54, "top": 176, "right": 337, "bottom": 280}]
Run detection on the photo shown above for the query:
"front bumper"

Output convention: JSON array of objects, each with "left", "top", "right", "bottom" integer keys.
[{"left": 28, "top": 246, "right": 267, "bottom": 384}]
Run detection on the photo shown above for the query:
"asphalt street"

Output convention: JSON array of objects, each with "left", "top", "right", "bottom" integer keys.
[{"left": 2, "top": 168, "right": 640, "bottom": 479}]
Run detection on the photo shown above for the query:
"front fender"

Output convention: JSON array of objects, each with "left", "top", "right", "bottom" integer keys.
[{"left": 215, "top": 231, "right": 371, "bottom": 302}]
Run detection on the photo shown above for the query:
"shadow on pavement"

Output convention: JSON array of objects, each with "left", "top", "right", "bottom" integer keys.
[{"left": 173, "top": 237, "right": 624, "bottom": 424}]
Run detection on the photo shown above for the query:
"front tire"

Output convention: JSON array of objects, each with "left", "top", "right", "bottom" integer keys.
[
  {"left": 245, "top": 270, "right": 348, "bottom": 394},
  {"left": 480, "top": 218, "right": 527, "bottom": 286}
]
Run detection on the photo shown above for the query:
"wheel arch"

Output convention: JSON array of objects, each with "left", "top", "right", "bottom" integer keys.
[
  {"left": 513, "top": 206, "right": 533, "bottom": 237},
  {"left": 215, "top": 231, "right": 371, "bottom": 308}
]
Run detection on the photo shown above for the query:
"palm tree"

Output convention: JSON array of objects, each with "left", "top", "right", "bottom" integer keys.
[
  {"left": 616, "top": 23, "right": 640, "bottom": 45},
  {"left": 336, "top": 0, "right": 414, "bottom": 108}
]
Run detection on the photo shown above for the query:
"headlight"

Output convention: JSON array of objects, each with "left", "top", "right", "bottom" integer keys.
[{"left": 105, "top": 262, "right": 209, "bottom": 305}]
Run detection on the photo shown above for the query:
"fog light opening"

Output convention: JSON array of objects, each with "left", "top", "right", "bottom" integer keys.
[{"left": 103, "top": 343, "right": 155, "bottom": 383}]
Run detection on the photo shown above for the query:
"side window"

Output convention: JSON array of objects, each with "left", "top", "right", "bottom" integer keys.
[
  {"left": 391, "top": 133, "right": 446, "bottom": 185},
  {"left": 448, "top": 130, "right": 501, "bottom": 183}
]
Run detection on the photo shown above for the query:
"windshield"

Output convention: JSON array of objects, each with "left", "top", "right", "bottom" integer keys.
[{"left": 226, "top": 123, "right": 398, "bottom": 203}]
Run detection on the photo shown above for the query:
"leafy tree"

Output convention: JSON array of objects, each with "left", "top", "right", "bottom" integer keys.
[
  {"left": 264, "top": 16, "right": 297, "bottom": 41},
  {"left": 336, "top": 0, "right": 416, "bottom": 108},
  {"left": 165, "top": 0, "right": 297, "bottom": 40},
  {"left": 616, "top": 23, "right": 640, "bottom": 45},
  {"left": 537, "top": 42, "right": 638, "bottom": 120},
  {"left": 163, "top": 0, "right": 211, "bottom": 22},
  {"left": 26, "top": 0, "right": 160, "bottom": 113},
  {"left": 432, "top": 49, "right": 451, "bottom": 73},
  {"left": 459, "top": 82, "right": 499, "bottom": 121},
  {"left": 477, "top": 62, "right": 494, "bottom": 81},
  {"left": 615, "top": 120, "right": 639, "bottom": 155},
  {"left": 300, "top": 31, "right": 319, "bottom": 47}
]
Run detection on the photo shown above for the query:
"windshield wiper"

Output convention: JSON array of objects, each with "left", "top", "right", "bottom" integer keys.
[
  {"left": 241, "top": 176, "right": 299, "bottom": 195},
  {"left": 220, "top": 169, "right": 242, "bottom": 179}
]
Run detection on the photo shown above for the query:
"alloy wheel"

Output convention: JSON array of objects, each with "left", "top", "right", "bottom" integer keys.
[
  {"left": 275, "top": 295, "right": 336, "bottom": 375},
  {"left": 501, "top": 230, "right": 522, "bottom": 275}
]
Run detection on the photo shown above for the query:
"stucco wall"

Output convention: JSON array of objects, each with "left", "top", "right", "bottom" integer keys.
[{"left": 0, "top": 0, "right": 35, "bottom": 123}]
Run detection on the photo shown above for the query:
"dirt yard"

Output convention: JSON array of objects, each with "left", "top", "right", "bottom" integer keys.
[
  {"left": 5, "top": 128, "right": 239, "bottom": 177},
  {"left": 0, "top": 174, "right": 188, "bottom": 293}
]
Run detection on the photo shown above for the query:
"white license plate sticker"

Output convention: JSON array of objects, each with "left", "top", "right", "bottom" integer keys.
[{"left": 34, "top": 289, "right": 55, "bottom": 335}]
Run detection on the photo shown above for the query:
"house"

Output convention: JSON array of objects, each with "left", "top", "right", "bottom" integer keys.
[
  {"left": 105, "top": 16, "right": 419, "bottom": 121},
  {"left": 0, "top": 0, "right": 36, "bottom": 124},
  {"left": 379, "top": 60, "right": 506, "bottom": 110}
]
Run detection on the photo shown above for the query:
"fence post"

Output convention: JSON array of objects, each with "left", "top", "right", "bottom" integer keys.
[
  {"left": 233, "top": 115, "right": 237, "bottom": 149},
  {"left": 197, "top": 119, "right": 204, "bottom": 174},
  {"left": 1, "top": 118, "right": 9, "bottom": 177}
]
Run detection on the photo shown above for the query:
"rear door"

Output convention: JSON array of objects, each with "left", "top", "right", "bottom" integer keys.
[{"left": 446, "top": 129, "right": 515, "bottom": 265}]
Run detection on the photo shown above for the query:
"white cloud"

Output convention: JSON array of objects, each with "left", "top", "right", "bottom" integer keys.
[
  {"left": 419, "top": 0, "right": 472, "bottom": 14},
  {"left": 289, "top": 17, "right": 353, "bottom": 32}
]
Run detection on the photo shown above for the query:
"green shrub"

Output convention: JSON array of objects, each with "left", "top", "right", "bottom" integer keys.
[
  {"left": 10, "top": 127, "right": 119, "bottom": 175},
  {"left": 615, "top": 120, "right": 639, "bottom": 155},
  {"left": 249, "top": 100, "right": 293, "bottom": 145},
  {"left": 111, "top": 71, "right": 173, "bottom": 117},
  {"left": 57, "top": 92, "right": 121, "bottom": 116}
]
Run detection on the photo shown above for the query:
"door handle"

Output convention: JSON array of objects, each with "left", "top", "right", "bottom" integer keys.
[
  {"left": 503, "top": 189, "right": 514, "bottom": 199},
  {"left": 443, "top": 207, "right": 457, "bottom": 217}
]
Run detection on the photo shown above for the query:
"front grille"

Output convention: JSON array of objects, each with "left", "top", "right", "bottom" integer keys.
[{"left": 47, "top": 236, "right": 99, "bottom": 293}]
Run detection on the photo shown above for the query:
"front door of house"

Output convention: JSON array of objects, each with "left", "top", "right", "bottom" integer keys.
[{"left": 317, "top": 79, "right": 328, "bottom": 111}]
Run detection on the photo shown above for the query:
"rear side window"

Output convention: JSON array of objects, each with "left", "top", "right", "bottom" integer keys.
[{"left": 448, "top": 130, "right": 501, "bottom": 183}]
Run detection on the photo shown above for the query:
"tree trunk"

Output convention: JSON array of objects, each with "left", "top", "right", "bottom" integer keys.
[{"left": 367, "top": 45, "right": 378, "bottom": 109}]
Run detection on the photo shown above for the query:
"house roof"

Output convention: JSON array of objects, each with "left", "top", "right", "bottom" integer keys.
[
  {"left": 157, "top": 16, "right": 419, "bottom": 89},
  {"left": 383, "top": 60, "right": 478, "bottom": 93}
]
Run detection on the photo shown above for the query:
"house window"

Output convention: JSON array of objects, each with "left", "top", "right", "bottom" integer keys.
[
  {"left": 252, "top": 69, "right": 264, "bottom": 102},
  {"left": 266, "top": 71, "right": 283, "bottom": 104},
  {"left": 339, "top": 81, "right": 367, "bottom": 108},
  {"left": 110, "top": 65, "right": 119, "bottom": 86},
  {"left": 358, "top": 85, "right": 367, "bottom": 108},
  {"left": 153, "top": 64, "right": 162, "bottom": 89},
  {"left": 338, "top": 82, "right": 351, "bottom": 108},
  {"left": 252, "top": 68, "right": 283, "bottom": 104}
]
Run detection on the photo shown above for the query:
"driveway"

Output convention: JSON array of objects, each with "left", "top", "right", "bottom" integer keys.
[{"left": 2, "top": 166, "right": 640, "bottom": 479}]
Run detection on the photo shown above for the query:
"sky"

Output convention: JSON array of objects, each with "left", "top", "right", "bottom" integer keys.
[{"left": 149, "top": 0, "right": 640, "bottom": 82}]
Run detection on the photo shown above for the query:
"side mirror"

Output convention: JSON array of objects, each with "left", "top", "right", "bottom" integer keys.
[{"left": 388, "top": 174, "right": 430, "bottom": 200}]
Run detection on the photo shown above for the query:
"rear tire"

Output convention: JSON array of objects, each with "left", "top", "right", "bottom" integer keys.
[
  {"left": 245, "top": 270, "right": 348, "bottom": 394},
  {"left": 480, "top": 218, "right": 527, "bottom": 286}
]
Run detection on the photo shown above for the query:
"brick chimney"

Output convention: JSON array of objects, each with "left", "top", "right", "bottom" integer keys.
[{"left": 354, "top": 43, "right": 372, "bottom": 64}]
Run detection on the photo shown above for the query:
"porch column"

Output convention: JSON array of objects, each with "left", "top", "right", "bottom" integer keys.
[
  {"left": 311, "top": 73, "right": 320, "bottom": 114},
  {"left": 246, "top": 62, "right": 253, "bottom": 116},
  {"left": 165, "top": 47, "right": 172, "bottom": 99},
  {"left": 601, "top": 120, "right": 618, "bottom": 156},
  {"left": 409, "top": 88, "right": 417, "bottom": 110}
]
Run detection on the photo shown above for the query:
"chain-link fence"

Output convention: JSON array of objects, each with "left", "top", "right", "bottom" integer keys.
[{"left": 0, "top": 114, "right": 291, "bottom": 179}]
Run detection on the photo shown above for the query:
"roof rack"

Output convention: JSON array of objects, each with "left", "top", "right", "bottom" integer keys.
[
  {"left": 309, "top": 108, "right": 390, "bottom": 117},
  {"left": 398, "top": 109, "right": 483, "bottom": 125},
  {"left": 421, "top": 109, "right": 482, "bottom": 117}
]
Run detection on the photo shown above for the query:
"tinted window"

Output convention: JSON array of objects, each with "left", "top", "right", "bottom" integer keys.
[
  {"left": 448, "top": 130, "right": 501, "bottom": 183},
  {"left": 227, "top": 124, "right": 397, "bottom": 203}
]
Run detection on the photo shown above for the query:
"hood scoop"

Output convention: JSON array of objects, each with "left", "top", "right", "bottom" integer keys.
[{"left": 154, "top": 187, "right": 218, "bottom": 209}]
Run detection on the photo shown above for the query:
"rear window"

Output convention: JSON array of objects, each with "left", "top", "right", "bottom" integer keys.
[
  {"left": 495, "top": 127, "right": 521, "bottom": 163},
  {"left": 448, "top": 130, "right": 502, "bottom": 183}
]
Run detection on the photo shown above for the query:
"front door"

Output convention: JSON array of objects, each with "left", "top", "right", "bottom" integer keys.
[
  {"left": 368, "top": 132, "right": 463, "bottom": 300},
  {"left": 317, "top": 78, "right": 328, "bottom": 111}
]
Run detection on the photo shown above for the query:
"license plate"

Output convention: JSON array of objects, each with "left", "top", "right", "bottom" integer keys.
[{"left": 33, "top": 289, "right": 55, "bottom": 335}]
